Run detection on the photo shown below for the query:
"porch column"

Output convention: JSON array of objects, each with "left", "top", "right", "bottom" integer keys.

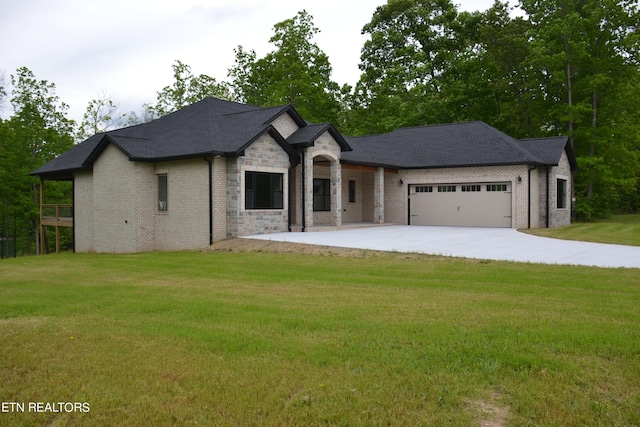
[
  {"left": 331, "top": 161, "right": 342, "bottom": 227},
  {"left": 374, "top": 167, "right": 384, "bottom": 224},
  {"left": 304, "top": 150, "right": 314, "bottom": 230}
]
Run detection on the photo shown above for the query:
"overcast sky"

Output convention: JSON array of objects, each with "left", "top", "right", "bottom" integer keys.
[{"left": 1, "top": 0, "right": 506, "bottom": 124}]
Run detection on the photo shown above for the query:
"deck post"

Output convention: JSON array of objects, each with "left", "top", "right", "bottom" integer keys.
[
  {"left": 55, "top": 205, "right": 61, "bottom": 254},
  {"left": 39, "top": 179, "right": 45, "bottom": 255}
]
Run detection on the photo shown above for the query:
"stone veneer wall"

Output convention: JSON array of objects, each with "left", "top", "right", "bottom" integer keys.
[
  {"left": 230, "top": 133, "right": 291, "bottom": 237},
  {"left": 539, "top": 151, "right": 572, "bottom": 228},
  {"left": 211, "top": 156, "right": 227, "bottom": 242},
  {"left": 305, "top": 131, "right": 343, "bottom": 227}
]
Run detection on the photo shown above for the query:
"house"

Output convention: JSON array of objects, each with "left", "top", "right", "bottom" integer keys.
[{"left": 32, "top": 98, "right": 577, "bottom": 253}]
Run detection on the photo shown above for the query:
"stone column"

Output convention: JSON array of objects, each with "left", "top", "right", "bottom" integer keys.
[
  {"left": 304, "top": 150, "right": 314, "bottom": 230},
  {"left": 374, "top": 167, "right": 384, "bottom": 224},
  {"left": 331, "top": 160, "right": 342, "bottom": 227}
]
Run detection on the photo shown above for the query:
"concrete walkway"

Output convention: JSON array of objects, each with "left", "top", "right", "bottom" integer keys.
[{"left": 243, "top": 226, "right": 640, "bottom": 268}]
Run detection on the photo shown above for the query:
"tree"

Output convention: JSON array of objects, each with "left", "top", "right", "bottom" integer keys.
[
  {"left": 350, "top": 0, "right": 477, "bottom": 134},
  {"left": 147, "top": 60, "right": 233, "bottom": 118},
  {"left": 1, "top": 67, "right": 75, "bottom": 253},
  {"left": 229, "top": 10, "right": 343, "bottom": 125},
  {"left": 0, "top": 71, "right": 7, "bottom": 114},
  {"left": 520, "top": 0, "right": 640, "bottom": 217},
  {"left": 443, "top": 1, "right": 547, "bottom": 138},
  {"left": 77, "top": 91, "right": 125, "bottom": 140}
]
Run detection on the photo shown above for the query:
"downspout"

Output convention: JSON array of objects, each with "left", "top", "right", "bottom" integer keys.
[
  {"left": 527, "top": 166, "right": 537, "bottom": 229},
  {"left": 72, "top": 177, "right": 76, "bottom": 253},
  {"left": 288, "top": 160, "right": 297, "bottom": 232},
  {"left": 204, "top": 158, "right": 213, "bottom": 245},
  {"left": 301, "top": 150, "right": 306, "bottom": 232},
  {"left": 407, "top": 182, "right": 412, "bottom": 225},
  {"left": 546, "top": 166, "right": 551, "bottom": 228}
]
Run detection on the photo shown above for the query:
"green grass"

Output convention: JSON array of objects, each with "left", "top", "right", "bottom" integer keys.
[
  {"left": 1, "top": 251, "right": 639, "bottom": 426},
  {"left": 524, "top": 214, "right": 640, "bottom": 246}
]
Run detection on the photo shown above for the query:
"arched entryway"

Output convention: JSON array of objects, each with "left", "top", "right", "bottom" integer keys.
[{"left": 303, "top": 151, "right": 341, "bottom": 229}]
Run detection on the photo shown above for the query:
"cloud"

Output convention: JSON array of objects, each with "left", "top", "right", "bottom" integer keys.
[{"left": 1, "top": 0, "right": 503, "bottom": 123}]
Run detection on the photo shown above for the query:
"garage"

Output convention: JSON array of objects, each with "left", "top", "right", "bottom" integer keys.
[{"left": 409, "top": 183, "right": 512, "bottom": 227}]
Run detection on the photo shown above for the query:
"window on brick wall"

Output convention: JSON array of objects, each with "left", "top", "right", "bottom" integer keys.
[
  {"left": 313, "top": 178, "right": 331, "bottom": 211},
  {"left": 348, "top": 179, "right": 356, "bottom": 203},
  {"left": 245, "top": 171, "right": 284, "bottom": 210},
  {"left": 157, "top": 174, "right": 168, "bottom": 212},
  {"left": 557, "top": 178, "right": 568, "bottom": 209}
]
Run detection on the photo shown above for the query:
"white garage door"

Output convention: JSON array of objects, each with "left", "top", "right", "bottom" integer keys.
[{"left": 409, "top": 183, "right": 512, "bottom": 227}]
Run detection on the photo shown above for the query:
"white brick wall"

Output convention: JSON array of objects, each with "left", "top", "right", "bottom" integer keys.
[
  {"left": 73, "top": 171, "right": 94, "bottom": 252},
  {"left": 271, "top": 113, "right": 299, "bottom": 138},
  {"left": 79, "top": 144, "right": 213, "bottom": 253},
  {"left": 153, "top": 160, "right": 210, "bottom": 251},
  {"left": 92, "top": 144, "right": 154, "bottom": 253}
]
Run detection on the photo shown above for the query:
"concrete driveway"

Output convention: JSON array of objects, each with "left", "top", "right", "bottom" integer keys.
[{"left": 243, "top": 225, "right": 640, "bottom": 268}]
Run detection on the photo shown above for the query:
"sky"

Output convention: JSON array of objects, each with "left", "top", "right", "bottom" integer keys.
[{"left": 0, "top": 0, "right": 505, "bottom": 124}]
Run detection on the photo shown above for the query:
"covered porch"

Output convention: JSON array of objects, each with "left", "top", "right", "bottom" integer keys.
[{"left": 289, "top": 157, "right": 391, "bottom": 232}]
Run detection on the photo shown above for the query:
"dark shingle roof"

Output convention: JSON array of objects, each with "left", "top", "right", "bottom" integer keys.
[
  {"left": 287, "top": 123, "right": 351, "bottom": 151},
  {"left": 32, "top": 98, "right": 574, "bottom": 179},
  {"left": 342, "top": 122, "right": 572, "bottom": 170},
  {"left": 32, "top": 98, "right": 301, "bottom": 178},
  {"left": 520, "top": 136, "right": 577, "bottom": 170}
]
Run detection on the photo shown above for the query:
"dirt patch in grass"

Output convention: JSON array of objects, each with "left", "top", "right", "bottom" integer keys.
[
  {"left": 470, "top": 393, "right": 510, "bottom": 427},
  {"left": 209, "top": 238, "right": 389, "bottom": 257},
  {"left": 207, "top": 238, "right": 501, "bottom": 265}
]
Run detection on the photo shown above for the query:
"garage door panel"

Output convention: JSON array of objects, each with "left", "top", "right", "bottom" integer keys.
[{"left": 410, "top": 183, "right": 512, "bottom": 227}]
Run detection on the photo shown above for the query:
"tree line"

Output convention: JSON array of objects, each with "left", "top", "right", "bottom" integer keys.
[{"left": 1, "top": 0, "right": 639, "bottom": 255}]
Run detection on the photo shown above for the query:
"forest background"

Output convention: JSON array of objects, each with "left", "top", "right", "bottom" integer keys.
[{"left": 1, "top": 0, "right": 639, "bottom": 255}]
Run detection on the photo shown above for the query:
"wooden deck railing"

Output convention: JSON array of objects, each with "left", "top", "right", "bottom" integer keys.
[
  {"left": 40, "top": 203, "right": 73, "bottom": 254},
  {"left": 41, "top": 204, "right": 74, "bottom": 227}
]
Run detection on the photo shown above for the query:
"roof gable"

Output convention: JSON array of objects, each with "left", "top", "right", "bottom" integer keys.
[
  {"left": 519, "top": 136, "right": 577, "bottom": 171},
  {"left": 287, "top": 123, "right": 351, "bottom": 151}
]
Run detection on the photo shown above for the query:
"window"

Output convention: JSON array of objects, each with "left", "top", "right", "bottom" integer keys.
[
  {"left": 557, "top": 179, "right": 568, "bottom": 209},
  {"left": 313, "top": 178, "right": 331, "bottom": 211},
  {"left": 438, "top": 185, "right": 457, "bottom": 193},
  {"left": 462, "top": 185, "right": 481, "bottom": 192},
  {"left": 157, "top": 174, "right": 168, "bottom": 212},
  {"left": 245, "top": 172, "right": 283, "bottom": 210},
  {"left": 415, "top": 186, "right": 433, "bottom": 193},
  {"left": 348, "top": 180, "right": 356, "bottom": 203},
  {"left": 487, "top": 184, "right": 507, "bottom": 192}
]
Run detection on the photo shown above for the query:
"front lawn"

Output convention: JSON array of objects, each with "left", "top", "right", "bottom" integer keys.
[
  {"left": 524, "top": 214, "right": 640, "bottom": 246},
  {"left": 1, "top": 250, "right": 638, "bottom": 426}
]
